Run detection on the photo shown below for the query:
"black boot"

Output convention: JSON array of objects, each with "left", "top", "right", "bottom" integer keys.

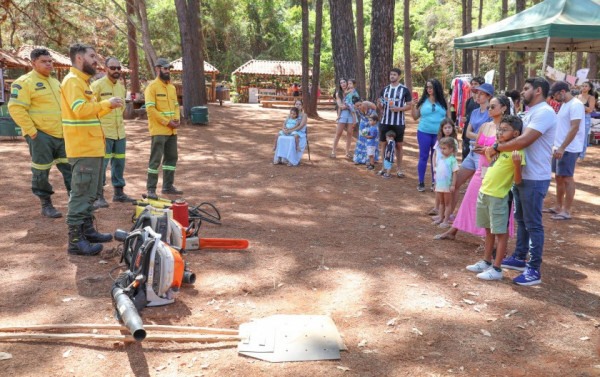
[
  {"left": 161, "top": 186, "right": 183, "bottom": 195},
  {"left": 93, "top": 190, "right": 109, "bottom": 209},
  {"left": 40, "top": 196, "right": 62, "bottom": 218},
  {"left": 113, "top": 187, "right": 136, "bottom": 203},
  {"left": 68, "top": 224, "right": 102, "bottom": 256},
  {"left": 82, "top": 216, "right": 113, "bottom": 243}
]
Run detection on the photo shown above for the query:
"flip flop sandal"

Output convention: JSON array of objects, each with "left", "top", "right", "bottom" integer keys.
[
  {"left": 376, "top": 169, "right": 385, "bottom": 175},
  {"left": 396, "top": 171, "right": 405, "bottom": 178},
  {"left": 542, "top": 208, "right": 559, "bottom": 214},
  {"left": 329, "top": 152, "right": 336, "bottom": 159},
  {"left": 551, "top": 213, "right": 571, "bottom": 220},
  {"left": 427, "top": 208, "right": 439, "bottom": 216},
  {"left": 382, "top": 173, "right": 392, "bottom": 179}
]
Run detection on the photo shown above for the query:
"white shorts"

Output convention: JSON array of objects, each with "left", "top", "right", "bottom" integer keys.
[{"left": 366, "top": 146, "right": 376, "bottom": 156}]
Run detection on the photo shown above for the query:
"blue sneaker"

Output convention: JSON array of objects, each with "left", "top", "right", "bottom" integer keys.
[
  {"left": 501, "top": 256, "right": 527, "bottom": 271},
  {"left": 513, "top": 267, "right": 541, "bottom": 286}
]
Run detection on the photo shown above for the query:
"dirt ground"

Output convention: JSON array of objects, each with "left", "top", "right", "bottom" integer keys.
[{"left": 1, "top": 102, "right": 600, "bottom": 377}]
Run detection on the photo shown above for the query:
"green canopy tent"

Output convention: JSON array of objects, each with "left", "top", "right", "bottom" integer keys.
[{"left": 453, "top": 0, "right": 600, "bottom": 74}]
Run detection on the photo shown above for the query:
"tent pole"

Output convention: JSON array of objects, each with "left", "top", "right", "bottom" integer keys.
[{"left": 542, "top": 37, "right": 551, "bottom": 76}]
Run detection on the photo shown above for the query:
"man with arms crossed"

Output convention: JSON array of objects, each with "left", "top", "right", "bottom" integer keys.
[
  {"left": 377, "top": 68, "right": 412, "bottom": 178},
  {"left": 486, "top": 77, "right": 556, "bottom": 286}
]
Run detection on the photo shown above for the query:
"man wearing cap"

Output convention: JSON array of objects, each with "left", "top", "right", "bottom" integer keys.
[
  {"left": 486, "top": 77, "right": 556, "bottom": 286},
  {"left": 91, "top": 57, "right": 135, "bottom": 208},
  {"left": 8, "top": 48, "right": 71, "bottom": 219},
  {"left": 545, "top": 81, "right": 586, "bottom": 221},
  {"left": 145, "top": 58, "right": 181, "bottom": 200}
]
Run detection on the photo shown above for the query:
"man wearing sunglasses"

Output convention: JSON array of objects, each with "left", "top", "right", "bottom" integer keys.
[
  {"left": 91, "top": 57, "right": 135, "bottom": 207},
  {"left": 145, "top": 58, "right": 182, "bottom": 199}
]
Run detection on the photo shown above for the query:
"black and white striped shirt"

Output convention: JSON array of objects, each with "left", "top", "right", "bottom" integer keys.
[{"left": 380, "top": 84, "right": 412, "bottom": 126}]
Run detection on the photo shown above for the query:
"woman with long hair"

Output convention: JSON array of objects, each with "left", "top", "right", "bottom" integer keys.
[
  {"left": 434, "top": 95, "right": 513, "bottom": 241},
  {"left": 577, "top": 81, "right": 597, "bottom": 160},
  {"left": 353, "top": 99, "right": 379, "bottom": 165},
  {"left": 331, "top": 78, "right": 359, "bottom": 159},
  {"left": 411, "top": 78, "right": 451, "bottom": 192}
]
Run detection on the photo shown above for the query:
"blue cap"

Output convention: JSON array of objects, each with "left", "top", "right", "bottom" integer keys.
[{"left": 472, "top": 83, "right": 494, "bottom": 96}]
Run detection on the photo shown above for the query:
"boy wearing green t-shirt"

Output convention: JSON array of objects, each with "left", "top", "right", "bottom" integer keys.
[{"left": 467, "top": 115, "right": 525, "bottom": 281}]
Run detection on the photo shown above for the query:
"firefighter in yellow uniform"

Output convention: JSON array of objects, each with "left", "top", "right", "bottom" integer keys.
[
  {"left": 8, "top": 48, "right": 71, "bottom": 218},
  {"left": 61, "top": 43, "right": 123, "bottom": 256},
  {"left": 91, "top": 57, "right": 135, "bottom": 208},
  {"left": 145, "top": 58, "right": 182, "bottom": 200}
]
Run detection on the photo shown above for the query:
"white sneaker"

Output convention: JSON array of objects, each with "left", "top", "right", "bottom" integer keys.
[
  {"left": 466, "top": 260, "right": 491, "bottom": 273},
  {"left": 477, "top": 267, "right": 503, "bottom": 281}
]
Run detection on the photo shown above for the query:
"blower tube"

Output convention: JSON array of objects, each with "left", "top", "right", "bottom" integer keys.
[
  {"left": 183, "top": 271, "right": 196, "bottom": 284},
  {"left": 111, "top": 286, "right": 146, "bottom": 341}
]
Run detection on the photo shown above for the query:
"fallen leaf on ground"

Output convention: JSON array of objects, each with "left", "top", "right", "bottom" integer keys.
[
  {"left": 480, "top": 329, "right": 491, "bottom": 337},
  {"left": 463, "top": 299, "right": 476, "bottom": 305},
  {"left": 336, "top": 366, "right": 351, "bottom": 372},
  {"left": 155, "top": 365, "right": 167, "bottom": 371},
  {"left": 580, "top": 336, "right": 590, "bottom": 341},
  {"left": 505, "top": 309, "right": 518, "bottom": 318},
  {"left": 62, "top": 349, "right": 72, "bottom": 358},
  {"left": 387, "top": 317, "right": 398, "bottom": 326},
  {"left": 357, "top": 339, "right": 368, "bottom": 347},
  {"left": 411, "top": 327, "right": 423, "bottom": 336},
  {"left": 0, "top": 352, "right": 12, "bottom": 361}
]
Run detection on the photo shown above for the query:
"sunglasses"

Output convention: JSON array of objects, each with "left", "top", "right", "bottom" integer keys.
[
  {"left": 108, "top": 66, "right": 122, "bottom": 71},
  {"left": 431, "top": 103, "right": 436, "bottom": 112}
]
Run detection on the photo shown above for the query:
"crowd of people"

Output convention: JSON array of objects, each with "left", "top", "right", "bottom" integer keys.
[
  {"left": 271, "top": 67, "right": 593, "bottom": 286},
  {"left": 8, "top": 45, "right": 182, "bottom": 256}
]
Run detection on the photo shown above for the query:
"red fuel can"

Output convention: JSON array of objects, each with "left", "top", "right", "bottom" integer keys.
[{"left": 171, "top": 199, "right": 189, "bottom": 227}]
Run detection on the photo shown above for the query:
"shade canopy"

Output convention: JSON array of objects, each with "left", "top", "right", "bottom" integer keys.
[
  {"left": 232, "top": 60, "right": 308, "bottom": 77},
  {"left": 16, "top": 45, "right": 72, "bottom": 68},
  {"left": 170, "top": 58, "right": 219, "bottom": 74},
  {"left": 454, "top": 0, "right": 600, "bottom": 52}
]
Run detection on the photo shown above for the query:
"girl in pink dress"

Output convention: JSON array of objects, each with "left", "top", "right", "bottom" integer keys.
[{"left": 434, "top": 95, "right": 514, "bottom": 240}]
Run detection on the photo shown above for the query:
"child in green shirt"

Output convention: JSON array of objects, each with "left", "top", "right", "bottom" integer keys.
[{"left": 466, "top": 115, "right": 526, "bottom": 281}]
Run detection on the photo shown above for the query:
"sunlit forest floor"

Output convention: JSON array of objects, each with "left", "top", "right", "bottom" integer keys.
[{"left": 1, "top": 102, "right": 599, "bottom": 376}]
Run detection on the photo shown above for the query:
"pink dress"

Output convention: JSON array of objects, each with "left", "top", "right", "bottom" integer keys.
[{"left": 452, "top": 133, "right": 515, "bottom": 237}]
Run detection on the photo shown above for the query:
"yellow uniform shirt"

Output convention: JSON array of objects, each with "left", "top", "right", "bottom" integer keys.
[
  {"left": 61, "top": 67, "right": 112, "bottom": 158},
  {"left": 91, "top": 76, "right": 126, "bottom": 140},
  {"left": 480, "top": 151, "right": 526, "bottom": 198},
  {"left": 7, "top": 70, "right": 62, "bottom": 138},
  {"left": 144, "top": 78, "right": 179, "bottom": 136}
]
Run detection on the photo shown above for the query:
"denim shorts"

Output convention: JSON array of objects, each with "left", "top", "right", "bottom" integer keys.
[
  {"left": 338, "top": 109, "right": 354, "bottom": 124},
  {"left": 552, "top": 151, "right": 578, "bottom": 177},
  {"left": 476, "top": 192, "right": 509, "bottom": 234},
  {"left": 461, "top": 151, "right": 479, "bottom": 171}
]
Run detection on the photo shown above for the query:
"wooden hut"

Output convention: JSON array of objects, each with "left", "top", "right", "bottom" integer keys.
[
  {"left": 170, "top": 58, "right": 220, "bottom": 102},
  {"left": 232, "top": 60, "right": 308, "bottom": 103}
]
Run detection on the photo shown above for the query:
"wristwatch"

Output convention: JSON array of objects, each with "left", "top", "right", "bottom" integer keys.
[{"left": 492, "top": 143, "right": 499, "bottom": 152}]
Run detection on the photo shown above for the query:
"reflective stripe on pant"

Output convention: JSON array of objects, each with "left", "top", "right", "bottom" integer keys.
[
  {"left": 26, "top": 130, "right": 72, "bottom": 198},
  {"left": 101, "top": 138, "right": 127, "bottom": 188},
  {"left": 67, "top": 157, "right": 103, "bottom": 225},
  {"left": 146, "top": 135, "right": 178, "bottom": 190}
]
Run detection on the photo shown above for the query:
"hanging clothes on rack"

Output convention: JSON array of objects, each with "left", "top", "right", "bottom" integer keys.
[{"left": 451, "top": 76, "right": 472, "bottom": 129}]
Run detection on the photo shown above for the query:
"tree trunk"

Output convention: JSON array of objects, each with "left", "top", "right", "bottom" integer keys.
[
  {"left": 329, "top": 0, "right": 358, "bottom": 92},
  {"left": 588, "top": 53, "right": 598, "bottom": 81},
  {"left": 461, "top": 0, "right": 473, "bottom": 74},
  {"left": 134, "top": 0, "right": 158, "bottom": 70},
  {"left": 355, "top": 0, "right": 366, "bottom": 98},
  {"left": 498, "top": 0, "right": 507, "bottom": 90},
  {"left": 515, "top": 0, "right": 526, "bottom": 90},
  {"left": 474, "top": 0, "right": 483, "bottom": 75},
  {"left": 546, "top": 51, "right": 555, "bottom": 70},
  {"left": 575, "top": 52, "right": 584, "bottom": 72},
  {"left": 301, "top": 0, "right": 311, "bottom": 114},
  {"left": 368, "top": 0, "right": 395, "bottom": 101},
  {"left": 309, "top": 0, "right": 323, "bottom": 118},
  {"left": 403, "top": 0, "right": 412, "bottom": 89},
  {"left": 125, "top": 0, "right": 140, "bottom": 96},
  {"left": 175, "top": 0, "right": 207, "bottom": 119}
]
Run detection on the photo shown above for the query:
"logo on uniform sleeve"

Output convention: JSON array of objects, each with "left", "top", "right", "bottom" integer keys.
[
  {"left": 12, "top": 84, "right": 22, "bottom": 90},
  {"left": 10, "top": 89, "right": 18, "bottom": 98},
  {"left": 36, "top": 82, "right": 44, "bottom": 87}
]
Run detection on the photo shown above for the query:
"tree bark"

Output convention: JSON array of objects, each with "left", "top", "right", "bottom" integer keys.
[
  {"left": 474, "top": 0, "right": 483, "bottom": 75},
  {"left": 575, "top": 52, "right": 584, "bottom": 73},
  {"left": 368, "top": 0, "right": 394, "bottom": 101},
  {"left": 403, "top": 0, "right": 412, "bottom": 89},
  {"left": 175, "top": 0, "right": 207, "bottom": 119},
  {"left": 498, "top": 0, "right": 507, "bottom": 90},
  {"left": 126, "top": 0, "right": 140, "bottom": 96},
  {"left": 588, "top": 53, "right": 598, "bottom": 80},
  {"left": 515, "top": 0, "right": 526, "bottom": 90},
  {"left": 329, "top": 0, "right": 358, "bottom": 92},
  {"left": 134, "top": 0, "right": 158, "bottom": 70},
  {"left": 308, "top": 0, "right": 323, "bottom": 117},
  {"left": 461, "top": 0, "right": 473, "bottom": 74},
  {"left": 355, "top": 0, "right": 366, "bottom": 97},
  {"left": 301, "top": 0, "right": 311, "bottom": 114}
]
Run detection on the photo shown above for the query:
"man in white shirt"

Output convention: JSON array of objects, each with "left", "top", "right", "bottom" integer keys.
[{"left": 546, "top": 81, "right": 586, "bottom": 220}]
